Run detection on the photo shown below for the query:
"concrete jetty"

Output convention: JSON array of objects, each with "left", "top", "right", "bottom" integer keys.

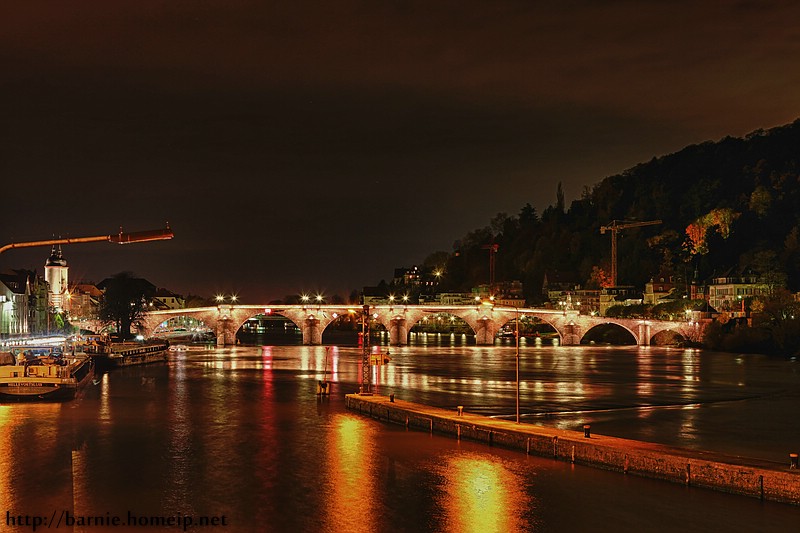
[{"left": 345, "top": 393, "right": 800, "bottom": 505}]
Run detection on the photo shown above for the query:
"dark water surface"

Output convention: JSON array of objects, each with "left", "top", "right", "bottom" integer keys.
[{"left": 2, "top": 344, "right": 799, "bottom": 532}]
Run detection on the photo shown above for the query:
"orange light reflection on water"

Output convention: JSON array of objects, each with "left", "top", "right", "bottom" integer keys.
[
  {"left": 323, "top": 415, "right": 376, "bottom": 532},
  {"left": 0, "top": 403, "right": 62, "bottom": 511},
  {"left": 0, "top": 405, "right": 14, "bottom": 510},
  {"left": 437, "top": 453, "right": 534, "bottom": 533}
]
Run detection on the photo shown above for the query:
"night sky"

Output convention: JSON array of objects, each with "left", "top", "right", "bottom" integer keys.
[{"left": 3, "top": 1, "right": 800, "bottom": 302}]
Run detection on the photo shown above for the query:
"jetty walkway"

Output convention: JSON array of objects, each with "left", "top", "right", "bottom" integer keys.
[{"left": 345, "top": 393, "right": 800, "bottom": 505}]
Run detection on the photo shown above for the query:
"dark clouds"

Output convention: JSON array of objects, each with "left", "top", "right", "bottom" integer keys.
[{"left": 2, "top": 1, "right": 800, "bottom": 301}]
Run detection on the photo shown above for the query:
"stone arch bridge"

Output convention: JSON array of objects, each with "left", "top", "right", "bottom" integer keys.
[{"left": 140, "top": 304, "right": 707, "bottom": 347}]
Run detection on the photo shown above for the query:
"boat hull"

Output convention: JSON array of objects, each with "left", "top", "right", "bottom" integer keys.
[{"left": 0, "top": 356, "right": 94, "bottom": 402}]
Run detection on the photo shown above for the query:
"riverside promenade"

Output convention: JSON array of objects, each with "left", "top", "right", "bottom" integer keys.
[{"left": 345, "top": 393, "right": 800, "bottom": 505}]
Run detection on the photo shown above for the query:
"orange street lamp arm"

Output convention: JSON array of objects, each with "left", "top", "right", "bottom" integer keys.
[{"left": 0, "top": 225, "right": 174, "bottom": 255}]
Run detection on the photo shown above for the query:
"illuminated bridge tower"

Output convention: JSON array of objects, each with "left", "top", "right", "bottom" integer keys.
[{"left": 45, "top": 245, "right": 69, "bottom": 312}]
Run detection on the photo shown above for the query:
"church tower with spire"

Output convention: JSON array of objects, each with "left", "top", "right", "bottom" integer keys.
[{"left": 45, "top": 245, "right": 69, "bottom": 311}]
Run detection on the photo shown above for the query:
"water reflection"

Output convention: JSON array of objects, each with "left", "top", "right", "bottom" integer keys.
[
  {"left": 0, "top": 344, "right": 798, "bottom": 532},
  {"left": 323, "top": 415, "right": 377, "bottom": 532},
  {"left": 435, "top": 452, "right": 534, "bottom": 533},
  {"left": 0, "top": 405, "right": 16, "bottom": 510}
]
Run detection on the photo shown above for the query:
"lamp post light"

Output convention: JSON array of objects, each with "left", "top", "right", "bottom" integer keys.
[{"left": 515, "top": 306, "right": 521, "bottom": 424}]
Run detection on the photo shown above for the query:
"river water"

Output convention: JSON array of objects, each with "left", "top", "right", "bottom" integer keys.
[{"left": 2, "top": 339, "right": 799, "bottom": 532}]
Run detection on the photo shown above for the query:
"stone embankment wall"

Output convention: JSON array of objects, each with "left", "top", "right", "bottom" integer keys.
[{"left": 345, "top": 394, "right": 799, "bottom": 505}]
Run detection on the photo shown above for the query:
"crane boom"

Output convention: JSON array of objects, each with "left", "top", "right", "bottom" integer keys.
[
  {"left": 599, "top": 219, "right": 662, "bottom": 286},
  {"left": 0, "top": 225, "right": 174, "bottom": 255}
]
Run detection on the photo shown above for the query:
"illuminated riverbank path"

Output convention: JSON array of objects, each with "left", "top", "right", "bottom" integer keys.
[{"left": 141, "top": 304, "right": 708, "bottom": 347}]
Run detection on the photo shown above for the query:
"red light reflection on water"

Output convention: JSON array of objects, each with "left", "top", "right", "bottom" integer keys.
[{"left": 261, "top": 345, "right": 272, "bottom": 370}]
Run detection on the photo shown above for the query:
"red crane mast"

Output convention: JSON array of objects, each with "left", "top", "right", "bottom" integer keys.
[{"left": 599, "top": 220, "right": 661, "bottom": 286}]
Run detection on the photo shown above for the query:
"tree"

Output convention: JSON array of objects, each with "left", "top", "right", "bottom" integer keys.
[{"left": 99, "top": 272, "right": 155, "bottom": 340}]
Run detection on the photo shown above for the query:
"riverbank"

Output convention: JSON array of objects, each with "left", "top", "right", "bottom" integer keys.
[{"left": 345, "top": 393, "right": 800, "bottom": 505}]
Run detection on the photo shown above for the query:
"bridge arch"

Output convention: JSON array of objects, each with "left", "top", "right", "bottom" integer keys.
[{"left": 581, "top": 322, "right": 638, "bottom": 345}]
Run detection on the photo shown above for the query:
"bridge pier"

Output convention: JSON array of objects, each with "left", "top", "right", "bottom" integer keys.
[
  {"left": 216, "top": 305, "right": 236, "bottom": 346},
  {"left": 638, "top": 322, "right": 651, "bottom": 346},
  {"left": 474, "top": 317, "right": 497, "bottom": 345},
  {"left": 389, "top": 318, "right": 408, "bottom": 346},
  {"left": 302, "top": 317, "right": 322, "bottom": 345}
]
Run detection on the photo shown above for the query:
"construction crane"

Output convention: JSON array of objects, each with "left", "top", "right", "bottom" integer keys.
[
  {"left": 481, "top": 243, "right": 499, "bottom": 287},
  {"left": 0, "top": 225, "right": 174, "bottom": 255},
  {"left": 600, "top": 219, "right": 661, "bottom": 286}
]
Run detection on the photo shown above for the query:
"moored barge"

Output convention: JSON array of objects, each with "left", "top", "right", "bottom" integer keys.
[
  {"left": 0, "top": 346, "right": 94, "bottom": 401},
  {"left": 93, "top": 339, "right": 170, "bottom": 370}
]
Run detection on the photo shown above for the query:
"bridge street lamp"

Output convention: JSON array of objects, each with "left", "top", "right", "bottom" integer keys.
[{"left": 484, "top": 297, "right": 521, "bottom": 424}]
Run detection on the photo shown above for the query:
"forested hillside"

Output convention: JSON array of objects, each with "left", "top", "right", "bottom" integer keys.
[{"left": 428, "top": 119, "right": 800, "bottom": 303}]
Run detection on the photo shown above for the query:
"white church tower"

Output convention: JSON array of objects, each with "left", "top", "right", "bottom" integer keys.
[{"left": 45, "top": 245, "right": 69, "bottom": 311}]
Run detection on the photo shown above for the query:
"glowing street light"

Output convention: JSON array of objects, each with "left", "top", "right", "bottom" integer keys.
[{"left": 514, "top": 306, "right": 521, "bottom": 424}]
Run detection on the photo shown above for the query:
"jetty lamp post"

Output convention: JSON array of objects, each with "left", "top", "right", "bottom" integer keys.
[{"left": 515, "top": 306, "right": 521, "bottom": 424}]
